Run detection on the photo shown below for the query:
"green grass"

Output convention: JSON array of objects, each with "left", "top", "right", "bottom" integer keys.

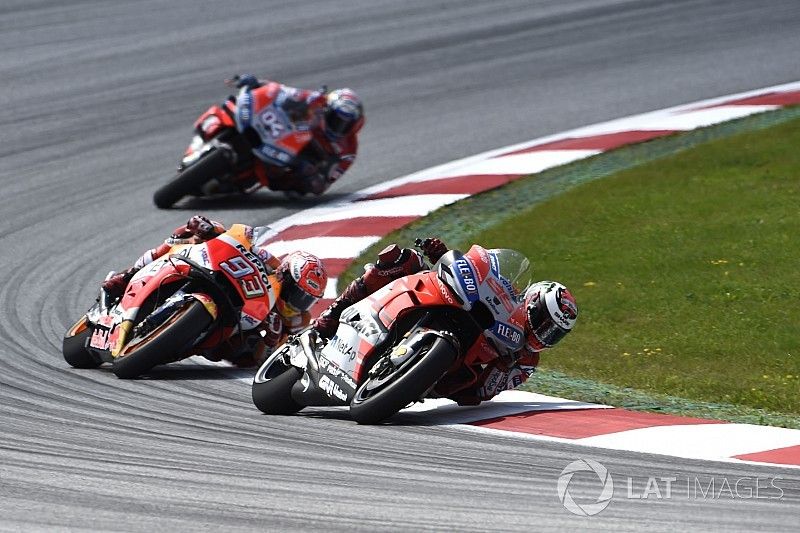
[
  {"left": 472, "top": 117, "right": 800, "bottom": 415},
  {"left": 340, "top": 107, "right": 800, "bottom": 426}
]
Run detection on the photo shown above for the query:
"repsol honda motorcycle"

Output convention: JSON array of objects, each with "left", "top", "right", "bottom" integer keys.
[
  {"left": 153, "top": 81, "right": 329, "bottom": 208},
  {"left": 252, "top": 244, "right": 531, "bottom": 424},
  {"left": 63, "top": 225, "right": 278, "bottom": 378}
]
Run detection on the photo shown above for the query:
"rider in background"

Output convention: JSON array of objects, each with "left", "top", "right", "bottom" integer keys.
[
  {"left": 231, "top": 74, "right": 364, "bottom": 196},
  {"left": 312, "top": 238, "right": 578, "bottom": 405},
  {"left": 102, "top": 215, "right": 328, "bottom": 367}
]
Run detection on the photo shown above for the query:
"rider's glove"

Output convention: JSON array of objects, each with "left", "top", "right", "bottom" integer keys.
[
  {"left": 418, "top": 237, "right": 448, "bottom": 264},
  {"left": 233, "top": 74, "right": 261, "bottom": 90},
  {"left": 170, "top": 225, "right": 195, "bottom": 240},
  {"left": 262, "top": 311, "right": 284, "bottom": 349},
  {"left": 185, "top": 215, "right": 220, "bottom": 240},
  {"left": 312, "top": 309, "right": 340, "bottom": 340},
  {"left": 374, "top": 244, "right": 425, "bottom": 277}
]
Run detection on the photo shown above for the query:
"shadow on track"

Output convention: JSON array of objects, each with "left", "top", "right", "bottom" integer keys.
[
  {"left": 165, "top": 191, "right": 353, "bottom": 211},
  {"left": 279, "top": 400, "right": 589, "bottom": 427},
  {"left": 117, "top": 363, "right": 255, "bottom": 381}
]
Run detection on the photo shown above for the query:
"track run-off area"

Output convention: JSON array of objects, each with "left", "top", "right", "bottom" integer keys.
[{"left": 1, "top": 1, "right": 799, "bottom": 530}]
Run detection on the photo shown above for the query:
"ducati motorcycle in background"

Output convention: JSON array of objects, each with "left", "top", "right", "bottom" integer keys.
[
  {"left": 252, "top": 244, "right": 531, "bottom": 424},
  {"left": 153, "top": 80, "right": 329, "bottom": 208},
  {"left": 63, "top": 225, "right": 278, "bottom": 378}
]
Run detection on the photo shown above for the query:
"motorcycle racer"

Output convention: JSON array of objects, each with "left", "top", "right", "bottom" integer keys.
[
  {"left": 313, "top": 238, "right": 578, "bottom": 405},
  {"left": 231, "top": 74, "right": 363, "bottom": 196},
  {"left": 102, "top": 215, "right": 328, "bottom": 367}
]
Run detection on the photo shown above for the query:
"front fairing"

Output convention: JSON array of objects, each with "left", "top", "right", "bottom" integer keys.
[
  {"left": 182, "top": 102, "right": 237, "bottom": 167},
  {"left": 437, "top": 245, "right": 530, "bottom": 354},
  {"left": 235, "top": 85, "right": 312, "bottom": 167},
  {"left": 317, "top": 272, "right": 458, "bottom": 391},
  {"left": 320, "top": 300, "right": 388, "bottom": 385},
  {"left": 205, "top": 227, "right": 276, "bottom": 328}
]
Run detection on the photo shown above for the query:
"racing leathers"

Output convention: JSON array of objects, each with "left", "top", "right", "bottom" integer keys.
[
  {"left": 312, "top": 238, "right": 541, "bottom": 405},
  {"left": 101, "top": 215, "right": 229, "bottom": 298},
  {"left": 101, "top": 216, "right": 295, "bottom": 367},
  {"left": 231, "top": 74, "right": 359, "bottom": 196}
]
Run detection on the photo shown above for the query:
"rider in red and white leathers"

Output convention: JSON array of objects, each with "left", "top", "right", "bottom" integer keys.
[
  {"left": 231, "top": 75, "right": 364, "bottom": 196},
  {"left": 312, "top": 238, "right": 579, "bottom": 405},
  {"left": 102, "top": 215, "right": 328, "bottom": 367}
]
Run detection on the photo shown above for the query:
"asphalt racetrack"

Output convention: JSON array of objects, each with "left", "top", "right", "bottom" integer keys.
[{"left": 1, "top": 1, "right": 799, "bottom": 530}]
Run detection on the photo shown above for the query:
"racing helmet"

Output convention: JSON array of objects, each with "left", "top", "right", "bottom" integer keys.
[
  {"left": 275, "top": 252, "right": 328, "bottom": 317},
  {"left": 324, "top": 88, "right": 364, "bottom": 140},
  {"left": 523, "top": 281, "right": 578, "bottom": 351}
]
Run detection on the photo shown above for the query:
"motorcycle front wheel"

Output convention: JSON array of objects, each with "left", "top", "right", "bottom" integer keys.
[
  {"left": 63, "top": 316, "right": 101, "bottom": 369},
  {"left": 112, "top": 300, "right": 213, "bottom": 379},
  {"left": 251, "top": 347, "right": 304, "bottom": 415},
  {"left": 349, "top": 335, "right": 457, "bottom": 425},
  {"left": 153, "top": 148, "right": 231, "bottom": 208}
]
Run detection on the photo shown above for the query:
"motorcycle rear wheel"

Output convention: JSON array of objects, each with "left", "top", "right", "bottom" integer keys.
[
  {"left": 63, "top": 316, "right": 101, "bottom": 369},
  {"left": 112, "top": 300, "right": 212, "bottom": 379},
  {"left": 349, "top": 336, "right": 457, "bottom": 425},
  {"left": 251, "top": 347, "right": 304, "bottom": 415},
  {"left": 153, "top": 148, "right": 231, "bottom": 208}
]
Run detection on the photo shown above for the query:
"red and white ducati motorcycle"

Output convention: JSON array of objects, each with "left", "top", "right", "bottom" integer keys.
[
  {"left": 63, "top": 225, "right": 278, "bottom": 378},
  {"left": 153, "top": 80, "right": 329, "bottom": 208},
  {"left": 252, "top": 245, "right": 531, "bottom": 424}
]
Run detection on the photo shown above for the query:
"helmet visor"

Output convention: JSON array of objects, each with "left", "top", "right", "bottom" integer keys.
[
  {"left": 326, "top": 111, "right": 352, "bottom": 137},
  {"left": 281, "top": 277, "right": 319, "bottom": 313},
  {"left": 528, "top": 301, "right": 569, "bottom": 348}
]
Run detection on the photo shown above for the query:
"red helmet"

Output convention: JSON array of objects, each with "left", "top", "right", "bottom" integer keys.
[
  {"left": 325, "top": 88, "right": 364, "bottom": 139},
  {"left": 523, "top": 281, "right": 578, "bottom": 351},
  {"left": 275, "top": 252, "right": 328, "bottom": 317}
]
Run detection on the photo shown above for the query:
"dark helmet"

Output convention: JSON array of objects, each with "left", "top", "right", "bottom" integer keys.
[{"left": 324, "top": 88, "right": 364, "bottom": 140}]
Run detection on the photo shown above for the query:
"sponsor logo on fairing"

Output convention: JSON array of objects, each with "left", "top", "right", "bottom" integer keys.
[
  {"left": 238, "top": 92, "right": 252, "bottom": 125},
  {"left": 257, "top": 144, "right": 293, "bottom": 165},
  {"left": 240, "top": 313, "right": 260, "bottom": 328},
  {"left": 484, "top": 295, "right": 501, "bottom": 314},
  {"left": 473, "top": 247, "right": 490, "bottom": 283},
  {"left": 200, "top": 247, "right": 210, "bottom": 266},
  {"left": 492, "top": 321, "right": 523, "bottom": 345},
  {"left": 332, "top": 335, "right": 357, "bottom": 361},
  {"left": 483, "top": 367, "right": 505, "bottom": 394},
  {"left": 488, "top": 252, "right": 500, "bottom": 277},
  {"left": 342, "top": 307, "right": 383, "bottom": 340},
  {"left": 438, "top": 279, "right": 454, "bottom": 304},
  {"left": 322, "top": 359, "right": 357, "bottom": 389},
  {"left": 454, "top": 258, "right": 479, "bottom": 301},
  {"left": 318, "top": 375, "right": 347, "bottom": 401}
]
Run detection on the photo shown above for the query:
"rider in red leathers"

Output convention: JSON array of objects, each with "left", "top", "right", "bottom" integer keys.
[
  {"left": 312, "top": 238, "right": 578, "bottom": 405},
  {"left": 102, "top": 216, "right": 328, "bottom": 367},
  {"left": 231, "top": 75, "right": 364, "bottom": 196},
  {"left": 101, "top": 215, "right": 232, "bottom": 298}
]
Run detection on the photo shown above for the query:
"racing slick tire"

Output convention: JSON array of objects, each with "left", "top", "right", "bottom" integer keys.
[
  {"left": 153, "top": 148, "right": 231, "bottom": 208},
  {"left": 349, "top": 335, "right": 457, "bottom": 425},
  {"left": 251, "top": 347, "right": 304, "bottom": 415},
  {"left": 63, "top": 316, "right": 101, "bottom": 369},
  {"left": 112, "top": 300, "right": 212, "bottom": 379}
]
